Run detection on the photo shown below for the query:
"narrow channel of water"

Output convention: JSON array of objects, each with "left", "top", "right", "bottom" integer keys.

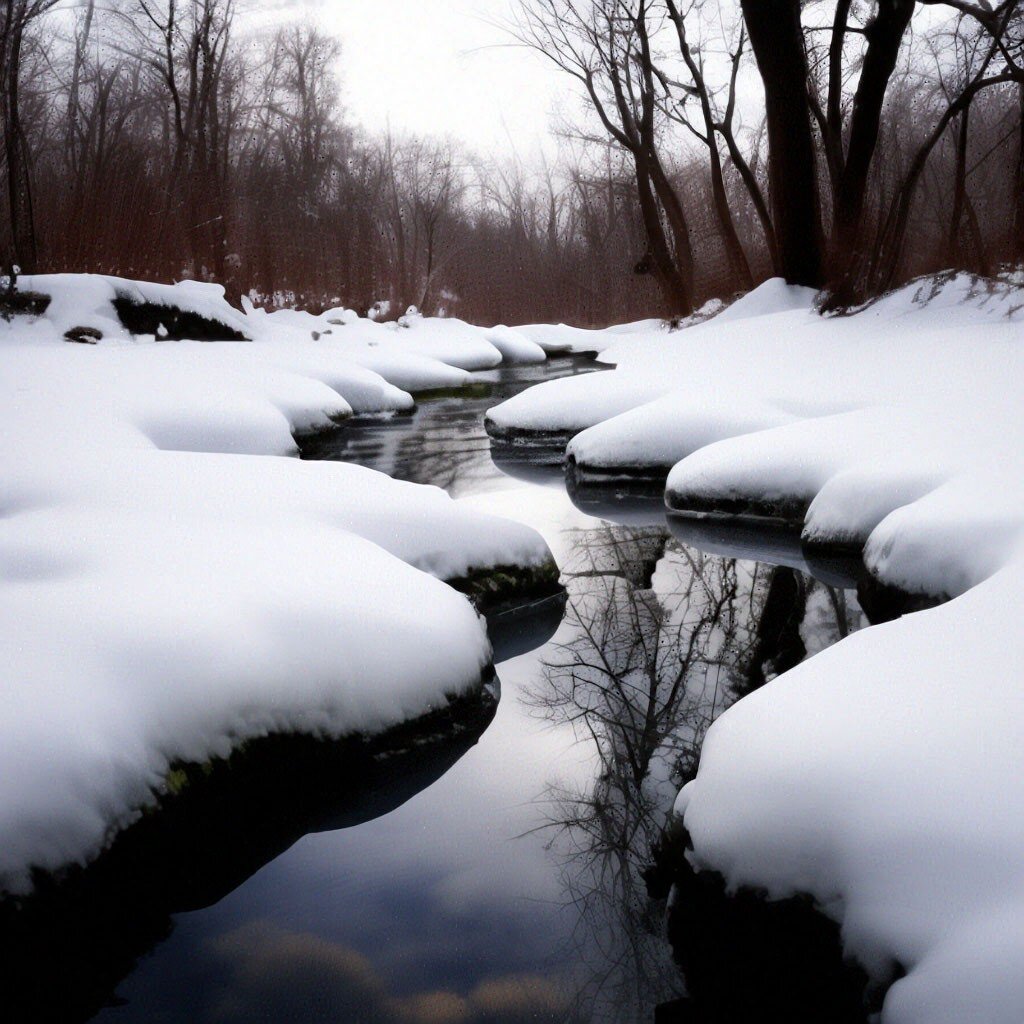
[{"left": 90, "top": 359, "right": 868, "bottom": 1023}]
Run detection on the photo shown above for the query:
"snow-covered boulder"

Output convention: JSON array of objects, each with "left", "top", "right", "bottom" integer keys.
[
  {"left": 0, "top": 275, "right": 559, "bottom": 894},
  {"left": 23, "top": 273, "right": 251, "bottom": 341},
  {"left": 599, "top": 273, "right": 1023, "bottom": 1024},
  {"left": 483, "top": 325, "right": 547, "bottom": 364}
]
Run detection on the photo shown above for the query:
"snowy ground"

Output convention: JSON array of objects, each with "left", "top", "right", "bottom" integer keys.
[
  {"left": 0, "top": 275, "right": 556, "bottom": 893},
  {"left": 487, "top": 273, "right": 1024, "bottom": 1023}
]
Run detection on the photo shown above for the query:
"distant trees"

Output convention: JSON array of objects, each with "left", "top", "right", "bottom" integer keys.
[
  {"left": 514, "top": 0, "right": 1024, "bottom": 308},
  {"left": 3, "top": 0, "right": 1024, "bottom": 319},
  {"left": 1, "top": 0, "right": 671, "bottom": 322},
  {"left": 1, "top": 0, "right": 61, "bottom": 274},
  {"left": 127, "top": 0, "right": 238, "bottom": 288},
  {"left": 514, "top": 0, "right": 697, "bottom": 313}
]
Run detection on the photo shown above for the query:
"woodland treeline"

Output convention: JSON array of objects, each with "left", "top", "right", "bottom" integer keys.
[{"left": 2, "top": 0, "right": 1024, "bottom": 322}]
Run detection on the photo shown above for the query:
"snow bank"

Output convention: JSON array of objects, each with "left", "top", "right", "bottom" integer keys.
[
  {"left": 647, "top": 276, "right": 1022, "bottom": 1023},
  {"left": 0, "top": 451, "right": 493, "bottom": 891},
  {"left": 677, "top": 563, "right": 1024, "bottom": 1023},
  {"left": 513, "top": 304, "right": 719, "bottom": 358},
  {"left": 483, "top": 325, "right": 547, "bottom": 364},
  {"left": 0, "top": 275, "right": 557, "bottom": 893},
  {"left": 490, "top": 273, "right": 1024, "bottom": 1021},
  {"left": 484, "top": 289, "right": 825, "bottom": 444},
  {"left": 490, "top": 274, "right": 1023, "bottom": 597},
  {"left": 493, "top": 277, "right": 1018, "bottom": 474},
  {"left": 260, "top": 304, "right": 505, "bottom": 373},
  {"left": 21, "top": 273, "right": 570, "bottom": 402}
]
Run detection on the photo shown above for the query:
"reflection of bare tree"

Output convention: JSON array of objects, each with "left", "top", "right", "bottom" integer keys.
[
  {"left": 524, "top": 524, "right": 865, "bottom": 1021},
  {"left": 302, "top": 362, "right": 590, "bottom": 498}
]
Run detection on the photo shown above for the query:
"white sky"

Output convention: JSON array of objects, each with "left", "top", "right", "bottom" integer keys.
[{"left": 279, "top": 0, "right": 568, "bottom": 159}]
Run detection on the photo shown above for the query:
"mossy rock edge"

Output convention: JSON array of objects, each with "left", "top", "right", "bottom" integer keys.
[{"left": 0, "top": 679, "right": 498, "bottom": 1024}]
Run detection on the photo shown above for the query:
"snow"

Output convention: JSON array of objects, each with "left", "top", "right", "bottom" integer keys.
[
  {"left": 488, "top": 274, "right": 1024, "bottom": 593},
  {"left": 489, "top": 272, "right": 1024, "bottom": 1023},
  {"left": 482, "top": 325, "right": 547, "bottom": 364},
  {"left": 676, "top": 565, "right": 1024, "bottom": 1024},
  {"left": 513, "top": 307, "right": 718, "bottom": 358},
  {"left": 486, "top": 372, "right": 673, "bottom": 438},
  {"left": 23, "top": 273, "right": 564, "bottom": 399},
  {"left": 0, "top": 275, "right": 556, "bottom": 893}
]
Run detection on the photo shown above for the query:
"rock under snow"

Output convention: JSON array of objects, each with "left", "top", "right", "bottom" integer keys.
[
  {"left": 489, "top": 271, "right": 1024, "bottom": 1023},
  {"left": 0, "top": 274, "right": 557, "bottom": 893}
]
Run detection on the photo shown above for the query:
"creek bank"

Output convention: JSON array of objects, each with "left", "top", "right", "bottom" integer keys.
[
  {"left": 647, "top": 823, "right": 884, "bottom": 1024},
  {"left": 0, "top": 683, "right": 498, "bottom": 1024}
]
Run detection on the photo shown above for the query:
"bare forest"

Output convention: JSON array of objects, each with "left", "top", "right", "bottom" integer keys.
[{"left": 4, "top": 0, "right": 1024, "bottom": 322}]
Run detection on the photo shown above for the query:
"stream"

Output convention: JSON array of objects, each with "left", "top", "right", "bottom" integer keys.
[{"left": 86, "top": 358, "right": 869, "bottom": 1023}]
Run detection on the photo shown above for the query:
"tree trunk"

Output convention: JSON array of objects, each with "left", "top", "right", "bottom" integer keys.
[
  {"left": 740, "top": 0, "right": 823, "bottom": 288},
  {"left": 948, "top": 106, "right": 970, "bottom": 266},
  {"left": 1013, "top": 84, "right": 1024, "bottom": 262},
  {"left": 833, "top": 0, "right": 914, "bottom": 260},
  {"left": 634, "top": 155, "right": 692, "bottom": 315},
  {"left": 4, "top": 19, "right": 36, "bottom": 273},
  {"left": 708, "top": 139, "right": 753, "bottom": 291},
  {"left": 646, "top": 150, "right": 695, "bottom": 300}
]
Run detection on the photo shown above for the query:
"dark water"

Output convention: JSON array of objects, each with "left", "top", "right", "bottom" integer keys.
[{"left": 87, "top": 360, "right": 867, "bottom": 1024}]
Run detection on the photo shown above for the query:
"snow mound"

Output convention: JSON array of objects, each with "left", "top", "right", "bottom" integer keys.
[
  {"left": 0, "top": 276, "right": 557, "bottom": 893},
  {"left": 679, "top": 564, "right": 1024, "bottom": 1024},
  {"left": 490, "top": 271, "right": 1024, "bottom": 1022},
  {"left": 483, "top": 325, "right": 547, "bottom": 364},
  {"left": 1, "top": 450, "right": 494, "bottom": 891}
]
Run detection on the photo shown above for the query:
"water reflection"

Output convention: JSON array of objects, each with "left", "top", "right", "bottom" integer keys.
[
  {"left": 524, "top": 523, "right": 866, "bottom": 1020},
  {"left": 190, "top": 919, "right": 569, "bottom": 1024},
  {"left": 39, "top": 359, "right": 873, "bottom": 1023},
  {"left": 667, "top": 514, "right": 864, "bottom": 592},
  {"left": 300, "top": 359, "right": 602, "bottom": 498},
  {"left": 3, "top": 690, "right": 498, "bottom": 1024}
]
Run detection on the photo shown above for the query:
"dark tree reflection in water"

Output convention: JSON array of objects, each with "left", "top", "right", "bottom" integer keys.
[{"left": 524, "top": 523, "right": 867, "bottom": 1021}]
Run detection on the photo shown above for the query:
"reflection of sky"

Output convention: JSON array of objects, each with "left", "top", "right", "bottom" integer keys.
[
  {"left": 96, "top": 649, "right": 597, "bottom": 1021},
  {"left": 96, "top": 489, "right": 604, "bottom": 1022},
  {"left": 93, "top": 365, "right": 865, "bottom": 1022}
]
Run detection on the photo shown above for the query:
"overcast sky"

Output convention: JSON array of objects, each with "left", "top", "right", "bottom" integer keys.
[{"left": 277, "top": 0, "right": 568, "bottom": 159}]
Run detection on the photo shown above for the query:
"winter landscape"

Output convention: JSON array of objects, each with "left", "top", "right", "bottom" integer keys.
[{"left": 2, "top": 1, "right": 1023, "bottom": 1022}]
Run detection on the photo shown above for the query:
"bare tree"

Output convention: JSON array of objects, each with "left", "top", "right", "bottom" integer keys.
[
  {"left": 662, "top": 0, "right": 758, "bottom": 286},
  {"left": 525, "top": 524, "right": 863, "bottom": 1017},
  {"left": 1, "top": 0, "right": 60, "bottom": 273},
  {"left": 127, "top": 0, "right": 238, "bottom": 283},
  {"left": 740, "top": 0, "right": 825, "bottom": 287},
  {"left": 513, "top": 0, "right": 697, "bottom": 314}
]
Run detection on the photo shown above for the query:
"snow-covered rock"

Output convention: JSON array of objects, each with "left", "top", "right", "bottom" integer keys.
[
  {"left": 486, "top": 372, "right": 672, "bottom": 442},
  {"left": 0, "top": 275, "right": 557, "bottom": 893},
  {"left": 490, "top": 271, "right": 1024, "bottom": 1023},
  {"left": 483, "top": 325, "right": 547, "bottom": 365}
]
